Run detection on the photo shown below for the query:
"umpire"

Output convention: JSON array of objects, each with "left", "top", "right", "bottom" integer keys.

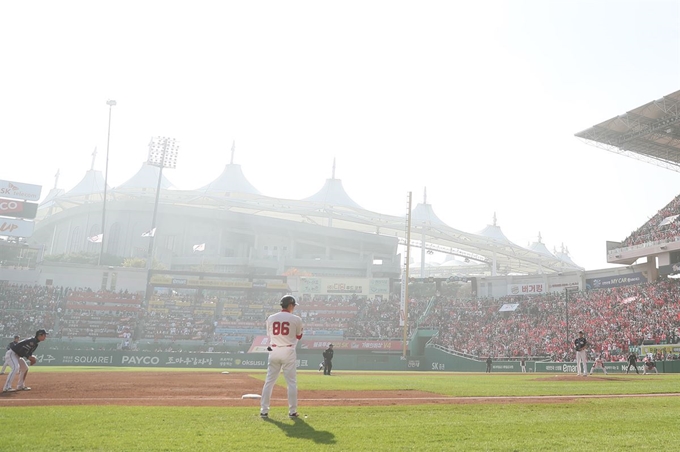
[
  {"left": 626, "top": 351, "right": 640, "bottom": 374},
  {"left": 323, "top": 344, "right": 334, "bottom": 375}
]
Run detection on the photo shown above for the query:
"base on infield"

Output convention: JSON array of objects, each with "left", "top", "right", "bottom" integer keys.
[
  {"left": 242, "top": 393, "right": 262, "bottom": 399},
  {"left": 221, "top": 371, "right": 230, "bottom": 374}
]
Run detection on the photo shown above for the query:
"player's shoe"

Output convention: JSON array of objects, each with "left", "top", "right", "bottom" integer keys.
[
  {"left": 3, "top": 388, "right": 15, "bottom": 392},
  {"left": 260, "top": 413, "right": 268, "bottom": 418},
  {"left": 289, "top": 412, "right": 300, "bottom": 419},
  {"left": 17, "top": 386, "right": 30, "bottom": 391}
]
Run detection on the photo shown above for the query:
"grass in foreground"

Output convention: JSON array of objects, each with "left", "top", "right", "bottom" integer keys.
[
  {"left": 6, "top": 369, "right": 679, "bottom": 451},
  {"left": 2, "top": 399, "right": 680, "bottom": 451}
]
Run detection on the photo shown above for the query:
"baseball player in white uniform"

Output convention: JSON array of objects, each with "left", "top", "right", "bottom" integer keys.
[
  {"left": 589, "top": 354, "right": 607, "bottom": 375},
  {"left": 1, "top": 336, "right": 21, "bottom": 374},
  {"left": 643, "top": 358, "right": 659, "bottom": 375},
  {"left": 260, "top": 295, "right": 304, "bottom": 419}
]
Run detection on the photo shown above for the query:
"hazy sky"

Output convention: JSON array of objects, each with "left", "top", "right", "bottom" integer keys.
[{"left": 2, "top": 1, "right": 679, "bottom": 271}]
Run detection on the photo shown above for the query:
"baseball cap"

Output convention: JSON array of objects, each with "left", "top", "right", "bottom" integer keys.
[
  {"left": 14, "top": 335, "right": 20, "bottom": 339},
  {"left": 36, "top": 329, "right": 49, "bottom": 336},
  {"left": 329, "top": 344, "right": 333, "bottom": 347}
]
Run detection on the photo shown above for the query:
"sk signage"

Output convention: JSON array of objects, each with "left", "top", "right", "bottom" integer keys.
[{"left": 0, "top": 180, "right": 42, "bottom": 201}]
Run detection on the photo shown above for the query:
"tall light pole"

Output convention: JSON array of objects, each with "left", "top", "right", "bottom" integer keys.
[
  {"left": 565, "top": 286, "right": 578, "bottom": 352},
  {"left": 98, "top": 99, "right": 116, "bottom": 266},
  {"left": 145, "top": 136, "right": 179, "bottom": 271},
  {"left": 401, "top": 191, "right": 412, "bottom": 358}
]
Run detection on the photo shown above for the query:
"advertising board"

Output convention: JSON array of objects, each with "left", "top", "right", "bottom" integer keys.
[
  {"left": 0, "top": 180, "right": 42, "bottom": 201},
  {"left": 0, "top": 197, "right": 38, "bottom": 219},
  {"left": 0, "top": 218, "right": 35, "bottom": 237}
]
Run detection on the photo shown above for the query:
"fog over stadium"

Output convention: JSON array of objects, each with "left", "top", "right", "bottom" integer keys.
[{"left": 1, "top": 1, "right": 680, "bottom": 271}]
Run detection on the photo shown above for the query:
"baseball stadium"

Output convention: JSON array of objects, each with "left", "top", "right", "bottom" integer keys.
[{"left": 3, "top": 91, "right": 680, "bottom": 450}]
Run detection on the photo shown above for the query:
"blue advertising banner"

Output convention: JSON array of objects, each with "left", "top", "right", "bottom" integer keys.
[{"left": 586, "top": 272, "right": 646, "bottom": 290}]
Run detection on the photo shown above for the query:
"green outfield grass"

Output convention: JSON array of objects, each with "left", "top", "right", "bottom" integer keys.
[{"left": 2, "top": 369, "right": 680, "bottom": 451}]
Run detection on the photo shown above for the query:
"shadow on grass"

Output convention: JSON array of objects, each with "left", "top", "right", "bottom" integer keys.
[{"left": 263, "top": 417, "right": 336, "bottom": 445}]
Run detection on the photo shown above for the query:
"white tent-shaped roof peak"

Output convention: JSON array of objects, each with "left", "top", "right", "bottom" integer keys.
[
  {"left": 477, "top": 212, "right": 514, "bottom": 244},
  {"left": 554, "top": 243, "right": 583, "bottom": 269},
  {"left": 303, "top": 159, "right": 362, "bottom": 208},
  {"left": 529, "top": 231, "right": 555, "bottom": 257},
  {"left": 65, "top": 169, "right": 108, "bottom": 197},
  {"left": 115, "top": 162, "right": 174, "bottom": 191},
  {"left": 198, "top": 141, "right": 261, "bottom": 195},
  {"left": 411, "top": 189, "right": 448, "bottom": 227}
]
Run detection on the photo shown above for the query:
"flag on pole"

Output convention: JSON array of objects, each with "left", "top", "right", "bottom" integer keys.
[
  {"left": 88, "top": 233, "right": 103, "bottom": 243},
  {"left": 141, "top": 228, "right": 156, "bottom": 237},
  {"left": 193, "top": 243, "right": 205, "bottom": 252}
]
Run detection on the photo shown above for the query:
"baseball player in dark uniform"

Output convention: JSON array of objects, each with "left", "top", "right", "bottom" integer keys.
[
  {"left": 626, "top": 352, "right": 639, "bottom": 374},
  {"left": 574, "top": 331, "right": 588, "bottom": 376},
  {"left": 323, "top": 344, "right": 334, "bottom": 375},
  {"left": 3, "top": 329, "right": 48, "bottom": 392},
  {"left": 486, "top": 356, "right": 492, "bottom": 373},
  {"left": 1, "top": 335, "right": 20, "bottom": 375}
]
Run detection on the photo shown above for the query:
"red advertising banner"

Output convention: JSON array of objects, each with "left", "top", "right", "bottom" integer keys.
[{"left": 0, "top": 198, "right": 38, "bottom": 219}]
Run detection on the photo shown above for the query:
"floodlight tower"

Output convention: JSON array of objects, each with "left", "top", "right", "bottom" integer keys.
[{"left": 146, "top": 136, "right": 179, "bottom": 270}]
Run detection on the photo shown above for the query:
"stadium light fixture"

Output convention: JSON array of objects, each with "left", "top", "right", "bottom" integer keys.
[
  {"left": 146, "top": 136, "right": 180, "bottom": 271},
  {"left": 98, "top": 99, "right": 116, "bottom": 267}
]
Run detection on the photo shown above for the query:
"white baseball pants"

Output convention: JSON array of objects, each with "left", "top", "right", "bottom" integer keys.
[
  {"left": 3, "top": 351, "right": 28, "bottom": 391},
  {"left": 260, "top": 347, "right": 298, "bottom": 415},
  {"left": 576, "top": 350, "right": 588, "bottom": 375}
]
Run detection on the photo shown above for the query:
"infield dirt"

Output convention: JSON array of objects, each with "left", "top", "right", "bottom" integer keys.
[{"left": 0, "top": 372, "right": 670, "bottom": 407}]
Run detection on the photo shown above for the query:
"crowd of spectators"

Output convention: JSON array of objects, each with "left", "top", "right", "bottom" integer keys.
[
  {"left": 59, "top": 289, "right": 143, "bottom": 341},
  {"left": 3, "top": 278, "right": 680, "bottom": 362},
  {"left": 142, "top": 290, "right": 216, "bottom": 342},
  {"left": 425, "top": 278, "right": 680, "bottom": 361},
  {"left": 0, "top": 283, "right": 62, "bottom": 338},
  {"left": 621, "top": 194, "right": 680, "bottom": 248}
]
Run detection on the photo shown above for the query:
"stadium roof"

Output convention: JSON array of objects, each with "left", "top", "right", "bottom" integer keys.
[
  {"left": 198, "top": 143, "right": 261, "bottom": 195},
  {"left": 116, "top": 162, "right": 174, "bottom": 192},
  {"left": 477, "top": 213, "right": 516, "bottom": 246},
  {"left": 198, "top": 163, "right": 261, "bottom": 195},
  {"left": 303, "top": 159, "right": 362, "bottom": 209},
  {"left": 555, "top": 245, "right": 583, "bottom": 270},
  {"left": 575, "top": 89, "right": 680, "bottom": 172},
  {"left": 37, "top": 159, "right": 582, "bottom": 276},
  {"left": 65, "top": 169, "right": 108, "bottom": 197},
  {"left": 527, "top": 232, "right": 555, "bottom": 258},
  {"left": 303, "top": 177, "right": 362, "bottom": 209}
]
